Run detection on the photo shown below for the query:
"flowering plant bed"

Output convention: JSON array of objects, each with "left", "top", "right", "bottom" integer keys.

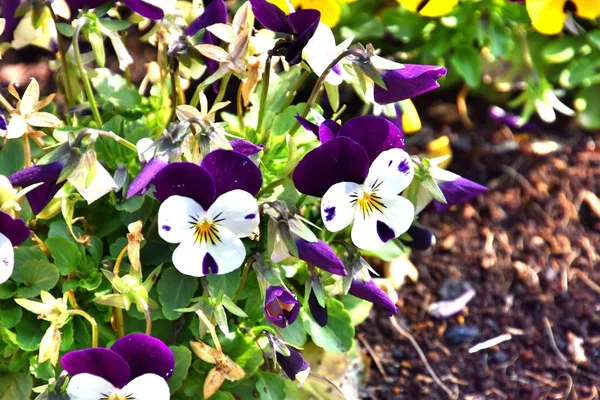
[{"left": 0, "top": 0, "right": 489, "bottom": 398}]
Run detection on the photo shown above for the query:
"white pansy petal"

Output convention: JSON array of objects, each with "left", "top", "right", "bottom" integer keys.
[
  {"left": 6, "top": 114, "right": 28, "bottom": 139},
  {"left": 351, "top": 211, "right": 386, "bottom": 251},
  {"left": 206, "top": 190, "right": 259, "bottom": 238},
  {"left": 320, "top": 182, "right": 361, "bottom": 232},
  {"left": 136, "top": 138, "right": 155, "bottom": 163},
  {"left": 66, "top": 373, "right": 116, "bottom": 400},
  {"left": 378, "top": 194, "right": 415, "bottom": 238},
  {"left": 364, "top": 148, "right": 414, "bottom": 195},
  {"left": 67, "top": 161, "right": 118, "bottom": 204},
  {"left": 120, "top": 374, "right": 170, "bottom": 400},
  {"left": 158, "top": 195, "right": 204, "bottom": 244},
  {"left": 0, "top": 233, "right": 14, "bottom": 284},
  {"left": 172, "top": 227, "right": 246, "bottom": 277}
]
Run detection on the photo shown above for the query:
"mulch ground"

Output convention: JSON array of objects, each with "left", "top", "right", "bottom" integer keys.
[{"left": 359, "top": 104, "right": 600, "bottom": 400}]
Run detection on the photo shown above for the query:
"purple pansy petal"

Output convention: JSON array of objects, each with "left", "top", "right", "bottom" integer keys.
[
  {"left": 308, "top": 289, "right": 327, "bottom": 327},
  {"left": 65, "top": 0, "right": 107, "bottom": 9},
  {"left": 184, "top": 0, "right": 228, "bottom": 36},
  {"left": 126, "top": 158, "right": 168, "bottom": 199},
  {"left": 60, "top": 348, "right": 131, "bottom": 388},
  {"left": 338, "top": 116, "right": 405, "bottom": 162},
  {"left": 348, "top": 279, "right": 398, "bottom": 316},
  {"left": 296, "top": 116, "right": 319, "bottom": 137},
  {"left": 293, "top": 137, "right": 369, "bottom": 198},
  {"left": 1, "top": 0, "right": 20, "bottom": 41},
  {"left": 152, "top": 162, "right": 216, "bottom": 209},
  {"left": 249, "top": 0, "right": 293, "bottom": 33},
  {"left": 489, "top": 106, "right": 538, "bottom": 131},
  {"left": 400, "top": 224, "right": 435, "bottom": 251},
  {"left": 286, "top": 9, "right": 320, "bottom": 65},
  {"left": 277, "top": 345, "right": 310, "bottom": 382},
  {"left": 230, "top": 140, "right": 264, "bottom": 157},
  {"left": 296, "top": 239, "right": 346, "bottom": 276},
  {"left": 8, "top": 163, "right": 65, "bottom": 215},
  {"left": 376, "top": 220, "right": 395, "bottom": 244},
  {"left": 201, "top": 150, "right": 262, "bottom": 198},
  {"left": 318, "top": 120, "right": 341, "bottom": 143},
  {"left": 0, "top": 212, "right": 30, "bottom": 247},
  {"left": 429, "top": 177, "right": 487, "bottom": 213},
  {"left": 374, "top": 65, "right": 447, "bottom": 105},
  {"left": 264, "top": 286, "right": 300, "bottom": 328},
  {"left": 110, "top": 334, "right": 175, "bottom": 381},
  {"left": 122, "top": 0, "right": 165, "bottom": 20}
]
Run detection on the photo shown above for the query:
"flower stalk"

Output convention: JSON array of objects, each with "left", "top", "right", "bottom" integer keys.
[
  {"left": 47, "top": 2, "right": 75, "bottom": 114},
  {"left": 73, "top": 18, "right": 103, "bottom": 127}
]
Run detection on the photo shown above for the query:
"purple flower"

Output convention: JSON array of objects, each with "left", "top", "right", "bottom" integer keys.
[
  {"left": 295, "top": 239, "right": 346, "bottom": 276},
  {"left": 400, "top": 224, "right": 436, "bottom": 251},
  {"left": 249, "top": 0, "right": 320, "bottom": 64},
  {"left": 264, "top": 286, "right": 300, "bottom": 328},
  {"left": 154, "top": 150, "right": 262, "bottom": 277},
  {"left": 66, "top": 0, "right": 167, "bottom": 20},
  {"left": 61, "top": 333, "right": 174, "bottom": 399},
  {"left": 348, "top": 278, "right": 398, "bottom": 316},
  {"left": 429, "top": 177, "right": 487, "bottom": 213},
  {"left": 126, "top": 158, "right": 169, "bottom": 199},
  {"left": 230, "top": 139, "right": 264, "bottom": 157},
  {"left": 373, "top": 64, "right": 447, "bottom": 105},
  {"left": 1, "top": 0, "right": 20, "bottom": 41},
  {"left": 0, "top": 211, "right": 30, "bottom": 284},
  {"left": 276, "top": 344, "right": 310, "bottom": 383},
  {"left": 9, "top": 163, "right": 65, "bottom": 215},
  {"left": 489, "top": 106, "right": 538, "bottom": 131},
  {"left": 308, "top": 288, "right": 327, "bottom": 327}
]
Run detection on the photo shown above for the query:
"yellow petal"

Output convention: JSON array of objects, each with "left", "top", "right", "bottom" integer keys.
[
  {"left": 267, "top": 0, "right": 294, "bottom": 13},
  {"left": 297, "top": 0, "right": 341, "bottom": 26},
  {"left": 398, "top": 0, "right": 459, "bottom": 17},
  {"left": 526, "top": 0, "right": 567, "bottom": 35},
  {"left": 400, "top": 99, "right": 422, "bottom": 134},
  {"left": 427, "top": 135, "right": 452, "bottom": 169},
  {"left": 573, "top": 0, "right": 600, "bottom": 19}
]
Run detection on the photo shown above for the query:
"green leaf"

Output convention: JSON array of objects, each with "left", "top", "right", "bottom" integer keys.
[
  {"left": 15, "top": 313, "right": 45, "bottom": 352},
  {"left": 0, "top": 139, "right": 24, "bottom": 175},
  {"left": 301, "top": 298, "right": 354, "bottom": 353},
  {"left": 206, "top": 270, "right": 240, "bottom": 299},
  {"left": 341, "top": 295, "right": 373, "bottom": 326},
  {"left": 89, "top": 68, "right": 142, "bottom": 109},
  {"left": 542, "top": 36, "right": 580, "bottom": 64},
  {"left": 0, "top": 373, "right": 33, "bottom": 399},
  {"left": 168, "top": 346, "right": 192, "bottom": 393},
  {"left": 576, "top": 85, "right": 600, "bottom": 130},
  {"left": 0, "top": 303, "right": 22, "bottom": 329},
  {"left": 46, "top": 236, "right": 82, "bottom": 275},
  {"left": 13, "top": 260, "right": 59, "bottom": 298},
  {"left": 88, "top": 30, "right": 106, "bottom": 68},
  {"left": 277, "top": 317, "right": 307, "bottom": 348},
  {"left": 115, "top": 195, "right": 145, "bottom": 212},
  {"left": 56, "top": 22, "right": 74, "bottom": 37},
  {"left": 256, "top": 372, "right": 286, "bottom": 400},
  {"left": 324, "top": 82, "right": 339, "bottom": 112},
  {"left": 450, "top": 46, "right": 481, "bottom": 88},
  {"left": 221, "top": 295, "right": 248, "bottom": 318},
  {"left": 99, "top": 19, "right": 132, "bottom": 32},
  {"left": 157, "top": 268, "right": 199, "bottom": 320}
]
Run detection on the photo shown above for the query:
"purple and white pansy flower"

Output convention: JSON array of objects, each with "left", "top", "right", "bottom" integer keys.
[
  {"left": 0, "top": 211, "right": 30, "bottom": 284},
  {"left": 61, "top": 333, "right": 174, "bottom": 400},
  {"left": 263, "top": 285, "right": 300, "bottom": 328},
  {"left": 154, "top": 150, "right": 262, "bottom": 277},
  {"left": 294, "top": 115, "right": 414, "bottom": 251}
]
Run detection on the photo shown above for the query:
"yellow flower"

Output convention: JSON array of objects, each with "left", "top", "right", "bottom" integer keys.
[
  {"left": 526, "top": 0, "right": 600, "bottom": 35},
  {"left": 397, "top": 0, "right": 459, "bottom": 17},
  {"left": 427, "top": 135, "right": 452, "bottom": 169},
  {"left": 268, "top": 0, "right": 356, "bottom": 27}
]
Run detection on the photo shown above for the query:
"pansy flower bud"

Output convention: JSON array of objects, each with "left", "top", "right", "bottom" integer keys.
[
  {"left": 348, "top": 278, "right": 399, "bottom": 316},
  {"left": 276, "top": 343, "right": 311, "bottom": 384},
  {"left": 264, "top": 286, "right": 300, "bottom": 328}
]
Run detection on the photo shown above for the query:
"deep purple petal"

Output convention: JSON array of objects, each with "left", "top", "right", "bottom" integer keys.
[
  {"left": 152, "top": 162, "right": 216, "bottom": 209},
  {"left": 376, "top": 220, "right": 395, "bottom": 244},
  {"left": 230, "top": 140, "right": 264, "bottom": 157},
  {"left": 126, "top": 159, "right": 168, "bottom": 199},
  {"left": 184, "top": 0, "right": 228, "bottom": 36},
  {"left": 264, "top": 286, "right": 300, "bottom": 328},
  {"left": 286, "top": 9, "right": 320, "bottom": 64},
  {"left": 296, "top": 116, "right": 319, "bottom": 137},
  {"left": 60, "top": 348, "right": 131, "bottom": 388},
  {"left": 348, "top": 279, "right": 398, "bottom": 316},
  {"left": 338, "top": 115, "right": 405, "bottom": 163},
  {"left": 308, "top": 289, "right": 327, "bottom": 327},
  {"left": 110, "top": 334, "right": 175, "bottom": 381},
  {"left": 202, "top": 252, "right": 219, "bottom": 275},
  {"left": 276, "top": 345, "right": 310, "bottom": 381},
  {"left": 374, "top": 65, "right": 447, "bottom": 105},
  {"left": 318, "top": 120, "right": 340, "bottom": 143},
  {"left": 249, "top": 0, "right": 293, "bottom": 33},
  {"left": 400, "top": 224, "right": 435, "bottom": 251},
  {"left": 429, "top": 177, "right": 487, "bottom": 213},
  {"left": 296, "top": 239, "right": 346, "bottom": 276},
  {"left": 0, "top": 212, "right": 30, "bottom": 246},
  {"left": 293, "top": 137, "right": 369, "bottom": 198},
  {"left": 1, "top": 0, "right": 20, "bottom": 41},
  {"left": 8, "top": 163, "right": 65, "bottom": 215},
  {"left": 122, "top": 0, "right": 165, "bottom": 20},
  {"left": 65, "top": 0, "right": 107, "bottom": 9},
  {"left": 201, "top": 150, "right": 262, "bottom": 198}
]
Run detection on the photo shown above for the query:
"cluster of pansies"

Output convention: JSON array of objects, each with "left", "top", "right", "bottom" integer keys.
[{"left": 0, "top": 0, "right": 488, "bottom": 398}]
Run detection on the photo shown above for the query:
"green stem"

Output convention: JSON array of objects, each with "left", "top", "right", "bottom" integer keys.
[
  {"left": 257, "top": 53, "right": 274, "bottom": 136},
  {"left": 94, "top": 129, "right": 138, "bottom": 152},
  {"left": 69, "top": 309, "right": 99, "bottom": 348},
  {"left": 289, "top": 49, "right": 366, "bottom": 136},
  {"left": 280, "top": 69, "right": 310, "bottom": 112},
  {"left": 169, "top": 58, "right": 179, "bottom": 122},
  {"left": 113, "top": 245, "right": 128, "bottom": 338},
  {"left": 48, "top": 4, "right": 75, "bottom": 115},
  {"left": 136, "top": 296, "right": 152, "bottom": 336},
  {"left": 256, "top": 178, "right": 285, "bottom": 198},
  {"left": 73, "top": 18, "right": 103, "bottom": 127},
  {"left": 214, "top": 72, "right": 231, "bottom": 105},
  {"left": 295, "top": 194, "right": 307, "bottom": 210},
  {"left": 233, "top": 260, "right": 251, "bottom": 303}
]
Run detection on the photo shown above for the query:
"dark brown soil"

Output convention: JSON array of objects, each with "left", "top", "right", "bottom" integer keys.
[{"left": 359, "top": 108, "right": 600, "bottom": 399}]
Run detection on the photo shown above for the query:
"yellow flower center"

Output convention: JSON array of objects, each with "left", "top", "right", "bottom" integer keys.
[
  {"left": 107, "top": 394, "right": 129, "bottom": 400},
  {"left": 353, "top": 190, "right": 385, "bottom": 218},
  {"left": 194, "top": 221, "right": 220, "bottom": 245}
]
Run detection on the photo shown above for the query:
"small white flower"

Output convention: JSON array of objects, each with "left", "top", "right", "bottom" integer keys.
[
  {"left": 158, "top": 190, "right": 259, "bottom": 277},
  {"left": 66, "top": 372, "right": 170, "bottom": 400},
  {"left": 320, "top": 148, "right": 415, "bottom": 251},
  {"left": 302, "top": 23, "right": 353, "bottom": 86}
]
